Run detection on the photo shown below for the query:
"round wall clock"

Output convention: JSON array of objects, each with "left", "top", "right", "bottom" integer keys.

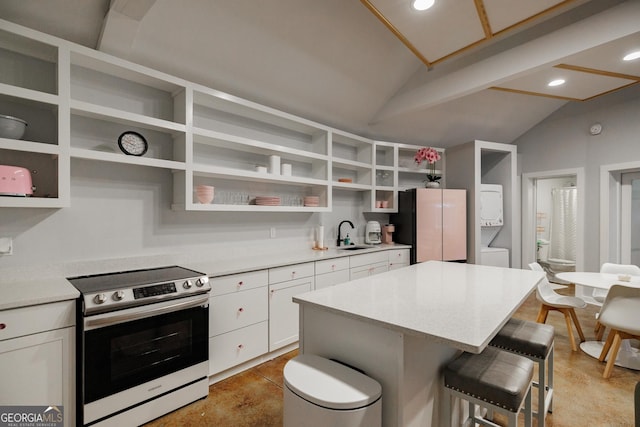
[{"left": 118, "top": 131, "right": 148, "bottom": 156}]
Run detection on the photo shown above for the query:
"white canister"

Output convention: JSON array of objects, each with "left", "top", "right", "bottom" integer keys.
[
  {"left": 255, "top": 165, "right": 267, "bottom": 173},
  {"left": 269, "top": 155, "right": 281, "bottom": 175},
  {"left": 281, "top": 163, "right": 292, "bottom": 176},
  {"left": 317, "top": 225, "right": 324, "bottom": 249}
]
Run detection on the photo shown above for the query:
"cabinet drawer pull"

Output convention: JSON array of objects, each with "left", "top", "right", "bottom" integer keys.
[
  {"left": 0, "top": 323, "right": 5, "bottom": 330},
  {"left": 237, "top": 344, "right": 244, "bottom": 350},
  {"left": 238, "top": 307, "right": 244, "bottom": 313},
  {"left": 237, "top": 281, "right": 244, "bottom": 286}
]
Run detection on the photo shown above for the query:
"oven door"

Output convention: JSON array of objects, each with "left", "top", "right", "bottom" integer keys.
[{"left": 82, "top": 293, "right": 209, "bottom": 405}]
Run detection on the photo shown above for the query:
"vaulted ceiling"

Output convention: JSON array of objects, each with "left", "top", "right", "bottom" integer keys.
[{"left": 1, "top": 0, "right": 638, "bottom": 148}]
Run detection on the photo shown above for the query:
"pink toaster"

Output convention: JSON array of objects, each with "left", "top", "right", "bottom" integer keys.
[{"left": 0, "top": 165, "right": 34, "bottom": 196}]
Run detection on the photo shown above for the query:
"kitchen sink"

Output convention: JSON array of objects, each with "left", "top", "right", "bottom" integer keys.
[{"left": 338, "top": 245, "right": 374, "bottom": 251}]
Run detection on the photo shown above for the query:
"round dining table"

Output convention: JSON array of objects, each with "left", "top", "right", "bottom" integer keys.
[{"left": 556, "top": 271, "right": 640, "bottom": 370}]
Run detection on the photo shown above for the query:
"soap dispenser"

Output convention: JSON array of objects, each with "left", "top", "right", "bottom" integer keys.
[{"left": 344, "top": 234, "right": 351, "bottom": 246}]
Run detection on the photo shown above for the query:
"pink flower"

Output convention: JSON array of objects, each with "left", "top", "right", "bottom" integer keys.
[{"left": 414, "top": 147, "right": 441, "bottom": 165}]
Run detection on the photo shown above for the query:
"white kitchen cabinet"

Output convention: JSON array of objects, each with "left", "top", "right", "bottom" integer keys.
[
  {"left": 0, "top": 25, "right": 67, "bottom": 208},
  {"left": 314, "top": 257, "right": 350, "bottom": 290},
  {"left": 209, "top": 321, "right": 268, "bottom": 376},
  {"left": 367, "top": 141, "right": 397, "bottom": 212},
  {"left": 209, "top": 270, "right": 269, "bottom": 375},
  {"left": 349, "top": 251, "right": 389, "bottom": 279},
  {"left": 268, "top": 263, "right": 314, "bottom": 351},
  {"left": 69, "top": 51, "right": 188, "bottom": 170},
  {"left": 174, "top": 88, "right": 331, "bottom": 212},
  {"left": 0, "top": 20, "right": 447, "bottom": 214},
  {"left": 396, "top": 143, "right": 444, "bottom": 191},
  {"left": 388, "top": 248, "right": 410, "bottom": 270},
  {"left": 331, "top": 131, "right": 374, "bottom": 192},
  {"left": 0, "top": 300, "right": 75, "bottom": 426}
]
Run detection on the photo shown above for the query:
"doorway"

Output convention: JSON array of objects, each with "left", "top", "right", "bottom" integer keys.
[
  {"left": 621, "top": 171, "right": 640, "bottom": 265},
  {"left": 522, "top": 168, "right": 585, "bottom": 280}
]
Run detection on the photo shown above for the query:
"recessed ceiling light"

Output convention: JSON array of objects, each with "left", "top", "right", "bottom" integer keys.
[
  {"left": 548, "top": 79, "right": 565, "bottom": 87},
  {"left": 623, "top": 50, "right": 640, "bottom": 61},
  {"left": 412, "top": 0, "right": 435, "bottom": 11}
]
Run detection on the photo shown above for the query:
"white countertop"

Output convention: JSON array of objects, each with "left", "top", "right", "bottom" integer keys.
[
  {"left": 0, "top": 244, "right": 409, "bottom": 311},
  {"left": 294, "top": 260, "right": 544, "bottom": 353},
  {"left": 0, "top": 277, "right": 80, "bottom": 311},
  {"left": 181, "top": 243, "right": 408, "bottom": 277}
]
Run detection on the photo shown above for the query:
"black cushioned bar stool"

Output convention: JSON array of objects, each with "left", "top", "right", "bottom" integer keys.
[
  {"left": 444, "top": 346, "right": 533, "bottom": 427},
  {"left": 490, "top": 317, "right": 554, "bottom": 427}
]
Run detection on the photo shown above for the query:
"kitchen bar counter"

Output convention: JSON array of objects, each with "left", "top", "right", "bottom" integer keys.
[{"left": 294, "top": 261, "right": 544, "bottom": 426}]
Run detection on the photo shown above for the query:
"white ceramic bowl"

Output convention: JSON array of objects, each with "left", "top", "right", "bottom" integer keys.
[{"left": 0, "top": 115, "right": 27, "bottom": 140}]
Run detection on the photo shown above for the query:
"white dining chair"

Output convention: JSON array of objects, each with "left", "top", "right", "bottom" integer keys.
[
  {"left": 594, "top": 263, "right": 640, "bottom": 340},
  {"left": 597, "top": 284, "right": 640, "bottom": 378},
  {"left": 529, "top": 262, "right": 587, "bottom": 351}
]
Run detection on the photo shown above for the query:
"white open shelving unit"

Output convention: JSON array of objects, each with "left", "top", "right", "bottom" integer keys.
[{"left": 0, "top": 19, "right": 445, "bottom": 213}]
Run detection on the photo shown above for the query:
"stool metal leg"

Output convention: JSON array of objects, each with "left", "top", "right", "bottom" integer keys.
[{"left": 531, "top": 342, "right": 554, "bottom": 427}]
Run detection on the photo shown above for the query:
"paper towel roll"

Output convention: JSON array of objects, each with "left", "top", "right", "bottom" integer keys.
[
  {"left": 269, "top": 155, "right": 281, "bottom": 175},
  {"left": 317, "top": 225, "right": 324, "bottom": 249}
]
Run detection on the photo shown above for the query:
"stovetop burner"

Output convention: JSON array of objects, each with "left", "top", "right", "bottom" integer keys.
[
  {"left": 68, "top": 266, "right": 204, "bottom": 293},
  {"left": 68, "top": 265, "right": 210, "bottom": 315}
]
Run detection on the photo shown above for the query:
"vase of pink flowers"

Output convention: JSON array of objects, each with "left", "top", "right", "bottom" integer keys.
[{"left": 414, "top": 147, "right": 441, "bottom": 188}]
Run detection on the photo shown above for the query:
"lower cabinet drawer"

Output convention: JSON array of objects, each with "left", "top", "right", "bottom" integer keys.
[
  {"left": 315, "top": 269, "right": 350, "bottom": 290},
  {"left": 210, "top": 287, "right": 268, "bottom": 336},
  {"left": 350, "top": 261, "right": 388, "bottom": 280},
  {"left": 209, "top": 321, "right": 268, "bottom": 375},
  {"left": 0, "top": 300, "right": 75, "bottom": 341},
  {"left": 389, "top": 262, "right": 409, "bottom": 271}
]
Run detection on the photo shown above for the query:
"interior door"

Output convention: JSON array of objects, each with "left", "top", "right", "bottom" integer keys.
[{"left": 620, "top": 172, "right": 640, "bottom": 265}]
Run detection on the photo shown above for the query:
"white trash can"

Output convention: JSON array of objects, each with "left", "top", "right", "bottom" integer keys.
[{"left": 283, "top": 354, "right": 382, "bottom": 427}]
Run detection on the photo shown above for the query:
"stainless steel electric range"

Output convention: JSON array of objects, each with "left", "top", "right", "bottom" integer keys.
[{"left": 68, "top": 266, "right": 210, "bottom": 427}]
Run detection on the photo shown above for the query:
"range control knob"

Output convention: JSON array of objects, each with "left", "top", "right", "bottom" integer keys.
[
  {"left": 94, "top": 293, "right": 107, "bottom": 304},
  {"left": 112, "top": 290, "right": 125, "bottom": 301},
  {"left": 183, "top": 280, "right": 193, "bottom": 289},
  {"left": 196, "top": 277, "right": 208, "bottom": 287}
]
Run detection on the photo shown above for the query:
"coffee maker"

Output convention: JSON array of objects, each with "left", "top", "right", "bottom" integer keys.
[{"left": 365, "top": 221, "right": 382, "bottom": 244}]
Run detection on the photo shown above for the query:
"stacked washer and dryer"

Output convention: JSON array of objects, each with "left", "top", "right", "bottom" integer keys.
[{"left": 479, "top": 184, "right": 510, "bottom": 268}]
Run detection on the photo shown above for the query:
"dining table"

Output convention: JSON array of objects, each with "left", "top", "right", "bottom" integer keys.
[{"left": 556, "top": 271, "right": 640, "bottom": 370}]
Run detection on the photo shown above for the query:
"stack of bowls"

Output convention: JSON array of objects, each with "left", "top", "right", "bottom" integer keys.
[
  {"left": 304, "top": 196, "right": 319, "bottom": 207},
  {"left": 0, "top": 115, "right": 27, "bottom": 140},
  {"left": 195, "top": 185, "right": 214, "bottom": 204}
]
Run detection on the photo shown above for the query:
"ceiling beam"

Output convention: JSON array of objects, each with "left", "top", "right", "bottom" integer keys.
[
  {"left": 97, "top": 0, "right": 156, "bottom": 56},
  {"left": 371, "top": 0, "right": 640, "bottom": 124}
]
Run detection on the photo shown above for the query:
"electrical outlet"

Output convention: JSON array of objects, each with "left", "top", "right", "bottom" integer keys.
[
  {"left": 0, "top": 237, "right": 13, "bottom": 255},
  {"left": 270, "top": 227, "right": 276, "bottom": 238}
]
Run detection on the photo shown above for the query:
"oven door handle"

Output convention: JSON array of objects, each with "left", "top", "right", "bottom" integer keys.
[{"left": 84, "top": 293, "right": 209, "bottom": 330}]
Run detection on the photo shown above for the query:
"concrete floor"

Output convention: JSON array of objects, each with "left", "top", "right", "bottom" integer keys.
[{"left": 146, "top": 284, "right": 639, "bottom": 426}]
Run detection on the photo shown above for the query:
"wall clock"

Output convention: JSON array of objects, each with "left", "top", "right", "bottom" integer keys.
[{"left": 118, "top": 131, "right": 148, "bottom": 156}]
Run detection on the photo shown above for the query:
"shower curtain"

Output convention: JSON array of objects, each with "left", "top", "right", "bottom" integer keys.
[{"left": 549, "top": 187, "right": 577, "bottom": 261}]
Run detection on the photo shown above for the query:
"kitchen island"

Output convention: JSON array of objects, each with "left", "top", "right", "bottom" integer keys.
[{"left": 294, "top": 260, "right": 544, "bottom": 427}]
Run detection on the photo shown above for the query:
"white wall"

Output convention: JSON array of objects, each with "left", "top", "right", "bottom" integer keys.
[
  {"left": 515, "top": 84, "right": 640, "bottom": 271},
  {"left": 0, "top": 158, "right": 388, "bottom": 276}
]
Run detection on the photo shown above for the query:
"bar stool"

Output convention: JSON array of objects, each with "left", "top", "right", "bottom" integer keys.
[
  {"left": 443, "top": 346, "right": 533, "bottom": 427},
  {"left": 490, "top": 317, "right": 555, "bottom": 427}
]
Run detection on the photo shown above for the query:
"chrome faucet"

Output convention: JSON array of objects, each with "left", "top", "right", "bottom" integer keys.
[{"left": 337, "top": 220, "right": 355, "bottom": 247}]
